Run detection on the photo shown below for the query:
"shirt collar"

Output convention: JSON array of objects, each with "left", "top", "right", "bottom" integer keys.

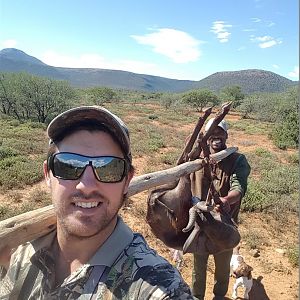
[
  {"left": 88, "top": 217, "right": 133, "bottom": 267},
  {"left": 31, "top": 217, "right": 133, "bottom": 268}
]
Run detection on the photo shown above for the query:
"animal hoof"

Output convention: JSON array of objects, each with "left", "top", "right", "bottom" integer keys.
[{"left": 196, "top": 201, "right": 214, "bottom": 212}]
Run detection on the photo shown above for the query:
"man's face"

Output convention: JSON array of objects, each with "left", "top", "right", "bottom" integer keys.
[
  {"left": 44, "top": 130, "right": 133, "bottom": 239},
  {"left": 207, "top": 126, "right": 228, "bottom": 153}
]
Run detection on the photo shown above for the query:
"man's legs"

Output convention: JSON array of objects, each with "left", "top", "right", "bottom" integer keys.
[
  {"left": 213, "top": 249, "right": 233, "bottom": 298},
  {"left": 192, "top": 253, "right": 209, "bottom": 300}
]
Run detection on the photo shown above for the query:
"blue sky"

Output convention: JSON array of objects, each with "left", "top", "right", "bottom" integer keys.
[{"left": 0, "top": 0, "right": 298, "bottom": 81}]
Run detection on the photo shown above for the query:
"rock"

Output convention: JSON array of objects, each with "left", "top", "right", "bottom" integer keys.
[
  {"left": 275, "top": 248, "right": 286, "bottom": 254},
  {"left": 249, "top": 248, "right": 260, "bottom": 257}
]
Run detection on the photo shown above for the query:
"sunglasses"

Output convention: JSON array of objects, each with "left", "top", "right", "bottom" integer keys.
[{"left": 48, "top": 152, "right": 128, "bottom": 183}]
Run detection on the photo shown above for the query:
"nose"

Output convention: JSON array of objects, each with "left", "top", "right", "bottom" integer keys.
[{"left": 76, "top": 165, "right": 99, "bottom": 193}]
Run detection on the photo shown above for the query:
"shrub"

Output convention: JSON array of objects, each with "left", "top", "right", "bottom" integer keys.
[
  {"left": 242, "top": 230, "right": 264, "bottom": 249},
  {"left": 286, "top": 153, "right": 299, "bottom": 164},
  {"left": 287, "top": 246, "right": 299, "bottom": 267},
  {"left": 0, "top": 155, "right": 44, "bottom": 191},
  {"left": 242, "top": 152, "right": 299, "bottom": 213}
]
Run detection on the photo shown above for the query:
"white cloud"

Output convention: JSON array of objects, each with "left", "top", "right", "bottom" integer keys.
[
  {"left": 41, "top": 51, "right": 107, "bottom": 68},
  {"left": 211, "top": 21, "right": 232, "bottom": 43},
  {"left": 267, "top": 21, "right": 275, "bottom": 27},
  {"left": 242, "top": 28, "right": 256, "bottom": 32},
  {"left": 272, "top": 64, "right": 279, "bottom": 69},
  {"left": 250, "top": 35, "right": 282, "bottom": 48},
  {"left": 2, "top": 39, "right": 17, "bottom": 48},
  {"left": 251, "top": 17, "right": 261, "bottom": 23},
  {"left": 288, "top": 66, "right": 299, "bottom": 79},
  {"left": 260, "top": 40, "right": 278, "bottom": 48},
  {"left": 131, "top": 28, "right": 201, "bottom": 63},
  {"left": 39, "top": 50, "right": 200, "bottom": 80}
]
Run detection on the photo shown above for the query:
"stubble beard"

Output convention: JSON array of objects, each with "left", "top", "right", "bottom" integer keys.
[{"left": 55, "top": 193, "right": 125, "bottom": 240}]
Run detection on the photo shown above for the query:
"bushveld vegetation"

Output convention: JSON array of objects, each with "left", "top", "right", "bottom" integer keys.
[{"left": 0, "top": 72, "right": 298, "bottom": 265}]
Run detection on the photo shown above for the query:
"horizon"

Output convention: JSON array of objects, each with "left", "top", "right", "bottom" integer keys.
[
  {"left": 1, "top": 47, "right": 297, "bottom": 83},
  {"left": 0, "top": 0, "right": 298, "bottom": 81}
]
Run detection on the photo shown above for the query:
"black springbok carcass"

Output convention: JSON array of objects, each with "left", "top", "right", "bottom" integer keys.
[{"left": 146, "top": 102, "right": 241, "bottom": 255}]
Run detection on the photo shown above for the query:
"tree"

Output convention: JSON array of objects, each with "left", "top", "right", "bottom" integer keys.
[
  {"left": 219, "top": 85, "right": 244, "bottom": 108},
  {"left": 182, "top": 89, "right": 219, "bottom": 111},
  {"left": 87, "top": 87, "right": 117, "bottom": 105},
  {"left": 0, "top": 72, "right": 76, "bottom": 123}
]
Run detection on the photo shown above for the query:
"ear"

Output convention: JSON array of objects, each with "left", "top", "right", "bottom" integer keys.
[
  {"left": 43, "top": 160, "right": 51, "bottom": 188},
  {"left": 123, "top": 169, "right": 134, "bottom": 195}
]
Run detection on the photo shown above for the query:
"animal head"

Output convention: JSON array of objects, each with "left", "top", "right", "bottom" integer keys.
[
  {"left": 233, "top": 262, "right": 253, "bottom": 279},
  {"left": 236, "top": 255, "right": 244, "bottom": 264}
]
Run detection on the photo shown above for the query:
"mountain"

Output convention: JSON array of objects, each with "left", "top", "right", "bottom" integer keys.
[
  {"left": 0, "top": 48, "right": 297, "bottom": 93},
  {"left": 194, "top": 69, "right": 296, "bottom": 94},
  {"left": 0, "top": 48, "right": 67, "bottom": 80}
]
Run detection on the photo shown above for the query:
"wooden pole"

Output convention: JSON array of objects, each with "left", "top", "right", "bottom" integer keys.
[{"left": 0, "top": 158, "right": 205, "bottom": 251}]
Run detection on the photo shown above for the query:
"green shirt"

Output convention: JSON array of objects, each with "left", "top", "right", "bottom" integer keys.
[{"left": 0, "top": 217, "right": 193, "bottom": 300}]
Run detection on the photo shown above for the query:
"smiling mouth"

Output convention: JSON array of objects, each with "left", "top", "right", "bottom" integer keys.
[
  {"left": 73, "top": 202, "right": 101, "bottom": 208},
  {"left": 211, "top": 138, "right": 222, "bottom": 144}
]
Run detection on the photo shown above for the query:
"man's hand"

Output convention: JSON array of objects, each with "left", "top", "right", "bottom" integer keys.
[{"left": 215, "top": 197, "right": 231, "bottom": 213}]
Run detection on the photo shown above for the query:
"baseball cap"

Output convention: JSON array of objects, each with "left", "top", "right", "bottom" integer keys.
[
  {"left": 47, "top": 106, "right": 131, "bottom": 162},
  {"left": 204, "top": 118, "right": 228, "bottom": 133}
]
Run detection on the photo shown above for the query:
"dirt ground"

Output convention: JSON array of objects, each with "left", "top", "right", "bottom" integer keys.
[{"left": 1, "top": 109, "right": 298, "bottom": 299}]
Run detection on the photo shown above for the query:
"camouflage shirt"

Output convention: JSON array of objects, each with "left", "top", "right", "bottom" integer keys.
[{"left": 0, "top": 217, "right": 193, "bottom": 300}]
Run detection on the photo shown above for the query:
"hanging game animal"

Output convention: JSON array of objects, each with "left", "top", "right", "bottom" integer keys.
[{"left": 146, "top": 103, "right": 241, "bottom": 255}]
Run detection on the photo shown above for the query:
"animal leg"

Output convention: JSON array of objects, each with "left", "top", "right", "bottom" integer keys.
[
  {"left": 232, "top": 282, "right": 238, "bottom": 299},
  {"left": 244, "top": 287, "right": 251, "bottom": 299}
]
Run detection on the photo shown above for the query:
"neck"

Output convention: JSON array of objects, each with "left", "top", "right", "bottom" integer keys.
[
  {"left": 54, "top": 217, "right": 117, "bottom": 283},
  {"left": 209, "top": 145, "right": 227, "bottom": 154}
]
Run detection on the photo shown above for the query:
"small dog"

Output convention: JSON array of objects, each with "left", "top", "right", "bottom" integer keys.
[{"left": 230, "top": 246, "right": 253, "bottom": 299}]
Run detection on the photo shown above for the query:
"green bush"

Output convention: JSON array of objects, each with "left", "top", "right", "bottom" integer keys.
[
  {"left": 0, "top": 146, "right": 20, "bottom": 159},
  {"left": 287, "top": 246, "right": 299, "bottom": 267},
  {"left": 242, "top": 152, "right": 298, "bottom": 213},
  {"left": 286, "top": 153, "right": 299, "bottom": 164},
  {"left": 0, "top": 155, "right": 44, "bottom": 191},
  {"left": 271, "top": 110, "right": 299, "bottom": 149}
]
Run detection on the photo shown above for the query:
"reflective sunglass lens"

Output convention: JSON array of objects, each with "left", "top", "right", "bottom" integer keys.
[
  {"left": 51, "top": 153, "right": 126, "bottom": 183},
  {"left": 94, "top": 157, "right": 125, "bottom": 182}
]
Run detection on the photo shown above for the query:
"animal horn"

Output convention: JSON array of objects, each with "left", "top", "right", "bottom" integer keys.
[{"left": 182, "top": 206, "right": 197, "bottom": 232}]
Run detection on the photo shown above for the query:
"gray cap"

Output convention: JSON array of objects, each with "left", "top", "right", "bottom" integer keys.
[
  {"left": 205, "top": 118, "right": 228, "bottom": 133},
  {"left": 47, "top": 106, "right": 131, "bottom": 162}
]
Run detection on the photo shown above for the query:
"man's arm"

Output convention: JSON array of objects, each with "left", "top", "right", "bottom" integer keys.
[
  {"left": 219, "top": 190, "right": 242, "bottom": 213},
  {"left": 217, "top": 154, "right": 251, "bottom": 213}
]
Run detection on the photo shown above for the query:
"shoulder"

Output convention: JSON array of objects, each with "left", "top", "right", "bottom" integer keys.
[
  {"left": 0, "top": 242, "right": 34, "bottom": 296},
  {"left": 0, "top": 230, "right": 55, "bottom": 289},
  {"left": 114, "top": 233, "right": 170, "bottom": 270},
  {"left": 108, "top": 234, "right": 193, "bottom": 299},
  {"left": 136, "top": 264, "right": 193, "bottom": 299},
  {"left": 234, "top": 153, "right": 250, "bottom": 169}
]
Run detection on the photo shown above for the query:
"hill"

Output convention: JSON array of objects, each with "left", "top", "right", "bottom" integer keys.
[
  {"left": 194, "top": 69, "right": 297, "bottom": 94},
  {"left": 0, "top": 48, "right": 297, "bottom": 93}
]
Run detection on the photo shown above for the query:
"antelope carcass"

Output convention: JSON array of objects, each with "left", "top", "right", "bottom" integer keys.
[{"left": 146, "top": 103, "right": 241, "bottom": 255}]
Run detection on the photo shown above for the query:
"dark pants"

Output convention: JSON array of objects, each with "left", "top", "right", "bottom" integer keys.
[{"left": 192, "top": 249, "right": 233, "bottom": 299}]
